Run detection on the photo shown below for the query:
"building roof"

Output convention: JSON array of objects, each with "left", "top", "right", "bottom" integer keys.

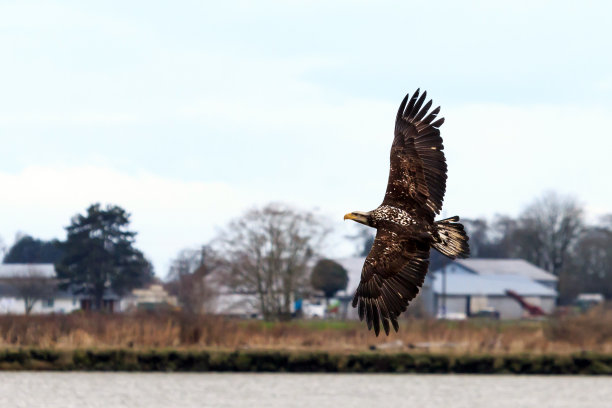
[
  {"left": 431, "top": 272, "right": 557, "bottom": 297},
  {"left": 332, "top": 257, "right": 559, "bottom": 299},
  {"left": 453, "top": 259, "right": 558, "bottom": 282},
  {"left": 0, "top": 264, "right": 56, "bottom": 279}
]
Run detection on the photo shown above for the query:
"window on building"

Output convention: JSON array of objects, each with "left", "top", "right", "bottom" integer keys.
[{"left": 44, "top": 298, "right": 54, "bottom": 308}]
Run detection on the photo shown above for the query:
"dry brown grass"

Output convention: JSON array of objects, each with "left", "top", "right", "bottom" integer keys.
[{"left": 1, "top": 306, "right": 611, "bottom": 354}]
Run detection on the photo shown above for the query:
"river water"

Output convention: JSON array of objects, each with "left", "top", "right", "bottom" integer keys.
[{"left": 0, "top": 372, "right": 610, "bottom": 408}]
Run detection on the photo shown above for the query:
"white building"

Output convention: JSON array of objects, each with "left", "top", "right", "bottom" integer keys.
[
  {"left": 122, "top": 284, "right": 179, "bottom": 311},
  {"left": 0, "top": 263, "right": 132, "bottom": 314},
  {"left": 0, "top": 264, "right": 80, "bottom": 314},
  {"left": 208, "top": 293, "right": 260, "bottom": 317}
]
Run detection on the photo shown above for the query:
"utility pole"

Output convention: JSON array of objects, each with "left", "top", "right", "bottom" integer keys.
[{"left": 441, "top": 256, "right": 447, "bottom": 319}]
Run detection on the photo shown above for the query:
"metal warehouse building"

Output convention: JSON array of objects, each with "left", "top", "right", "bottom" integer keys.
[
  {"left": 422, "top": 259, "right": 558, "bottom": 319},
  {"left": 335, "top": 257, "right": 558, "bottom": 320}
]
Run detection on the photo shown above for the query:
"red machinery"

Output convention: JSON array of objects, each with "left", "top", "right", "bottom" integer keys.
[{"left": 505, "top": 290, "right": 546, "bottom": 317}]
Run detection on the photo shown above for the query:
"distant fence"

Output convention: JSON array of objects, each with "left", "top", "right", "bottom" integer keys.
[{"left": 1, "top": 349, "right": 612, "bottom": 374}]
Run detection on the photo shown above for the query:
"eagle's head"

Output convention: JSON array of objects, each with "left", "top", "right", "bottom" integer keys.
[{"left": 343, "top": 211, "right": 373, "bottom": 227}]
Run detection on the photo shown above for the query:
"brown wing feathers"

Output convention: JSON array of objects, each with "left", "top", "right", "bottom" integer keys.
[
  {"left": 352, "top": 229, "right": 430, "bottom": 336},
  {"left": 394, "top": 89, "right": 447, "bottom": 217}
]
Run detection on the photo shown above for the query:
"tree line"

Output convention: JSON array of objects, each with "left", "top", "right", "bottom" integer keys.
[
  {"left": 3, "top": 191, "right": 610, "bottom": 317},
  {"left": 168, "top": 191, "right": 612, "bottom": 319},
  {"left": 438, "top": 192, "right": 609, "bottom": 304},
  {"left": 353, "top": 192, "right": 611, "bottom": 305}
]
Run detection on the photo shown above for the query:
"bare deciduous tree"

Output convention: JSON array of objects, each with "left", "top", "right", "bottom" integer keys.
[
  {"left": 560, "top": 216, "right": 612, "bottom": 301},
  {"left": 166, "top": 246, "right": 217, "bottom": 314},
  {"left": 6, "top": 266, "right": 57, "bottom": 314},
  {"left": 433, "top": 193, "right": 597, "bottom": 303},
  {"left": 215, "top": 203, "right": 329, "bottom": 320},
  {"left": 513, "top": 192, "right": 584, "bottom": 276}
]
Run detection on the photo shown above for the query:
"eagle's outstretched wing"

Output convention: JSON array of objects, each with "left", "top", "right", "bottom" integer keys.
[
  {"left": 352, "top": 227, "right": 431, "bottom": 336},
  {"left": 382, "top": 89, "right": 447, "bottom": 222}
]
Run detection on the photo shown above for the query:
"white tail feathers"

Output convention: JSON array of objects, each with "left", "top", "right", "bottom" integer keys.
[{"left": 432, "top": 216, "right": 470, "bottom": 259}]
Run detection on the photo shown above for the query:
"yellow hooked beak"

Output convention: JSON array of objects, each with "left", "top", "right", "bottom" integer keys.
[{"left": 343, "top": 211, "right": 370, "bottom": 225}]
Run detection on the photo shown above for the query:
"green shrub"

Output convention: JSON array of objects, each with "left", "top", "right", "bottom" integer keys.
[
  {"left": 30, "top": 349, "right": 60, "bottom": 363},
  {"left": 425, "top": 354, "right": 451, "bottom": 373},
  {"left": 390, "top": 353, "right": 416, "bottom": 373},
  {"left": 1, "top": 349, "right": 29, "bottom": 364},
  {"left": 137, "top": 350, "right": 170, "bottom": 371},
  {"left": 453, "top": 355, "right": 496, "bottom": 374},
  {"left": 288, "top": 352, "right": 335, "bottom": 372}
]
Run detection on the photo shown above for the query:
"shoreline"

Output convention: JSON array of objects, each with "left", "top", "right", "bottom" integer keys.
[{"left": 1, "top": 348, "right": 611, "bottom": 374}]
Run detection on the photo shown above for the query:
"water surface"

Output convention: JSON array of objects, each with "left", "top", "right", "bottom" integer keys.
[{"left": 0, "top": 372, "right": 610, "bottom": 408}]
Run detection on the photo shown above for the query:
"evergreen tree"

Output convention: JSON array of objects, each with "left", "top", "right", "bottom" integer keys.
[
  {"left": 55, "top": 203, "right": 154, "bottom": 310},
  {"left": 3, "top": 235, "right": 64, "bottom": 264}
]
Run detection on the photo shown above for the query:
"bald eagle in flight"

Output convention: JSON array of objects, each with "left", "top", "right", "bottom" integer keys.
[{"left": 344, "top": 89, "right": 469, "bottom": 336}]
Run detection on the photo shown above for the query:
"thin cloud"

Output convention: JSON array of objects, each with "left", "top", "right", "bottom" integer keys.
[{"left": 0, "top": 166, "right": 254, "bottom": 275}]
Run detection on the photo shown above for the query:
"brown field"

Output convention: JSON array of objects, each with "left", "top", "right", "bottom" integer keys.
[{"left": 1, "top": 305, "right": 611, "bottom": 355}]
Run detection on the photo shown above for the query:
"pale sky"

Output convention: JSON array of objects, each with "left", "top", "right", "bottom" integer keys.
[{"left": 1, "top": 1, "right": 611, "bottom": 276}]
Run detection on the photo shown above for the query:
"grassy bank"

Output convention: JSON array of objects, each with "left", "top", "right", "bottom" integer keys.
[
  {"left": 1, "top": 306, "right": 611, "bottom": 354},
  {"left": 1, "top": 348, "right": 612, "bottom": 374}
]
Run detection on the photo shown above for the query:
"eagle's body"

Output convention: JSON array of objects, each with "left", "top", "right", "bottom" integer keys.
[{"left": 344, "top": 89, "right": 469, "bottom": 336}]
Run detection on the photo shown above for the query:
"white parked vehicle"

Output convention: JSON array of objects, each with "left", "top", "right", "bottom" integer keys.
[{"left": 302, "top": 300, "right": 326, "bottom": 318}]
